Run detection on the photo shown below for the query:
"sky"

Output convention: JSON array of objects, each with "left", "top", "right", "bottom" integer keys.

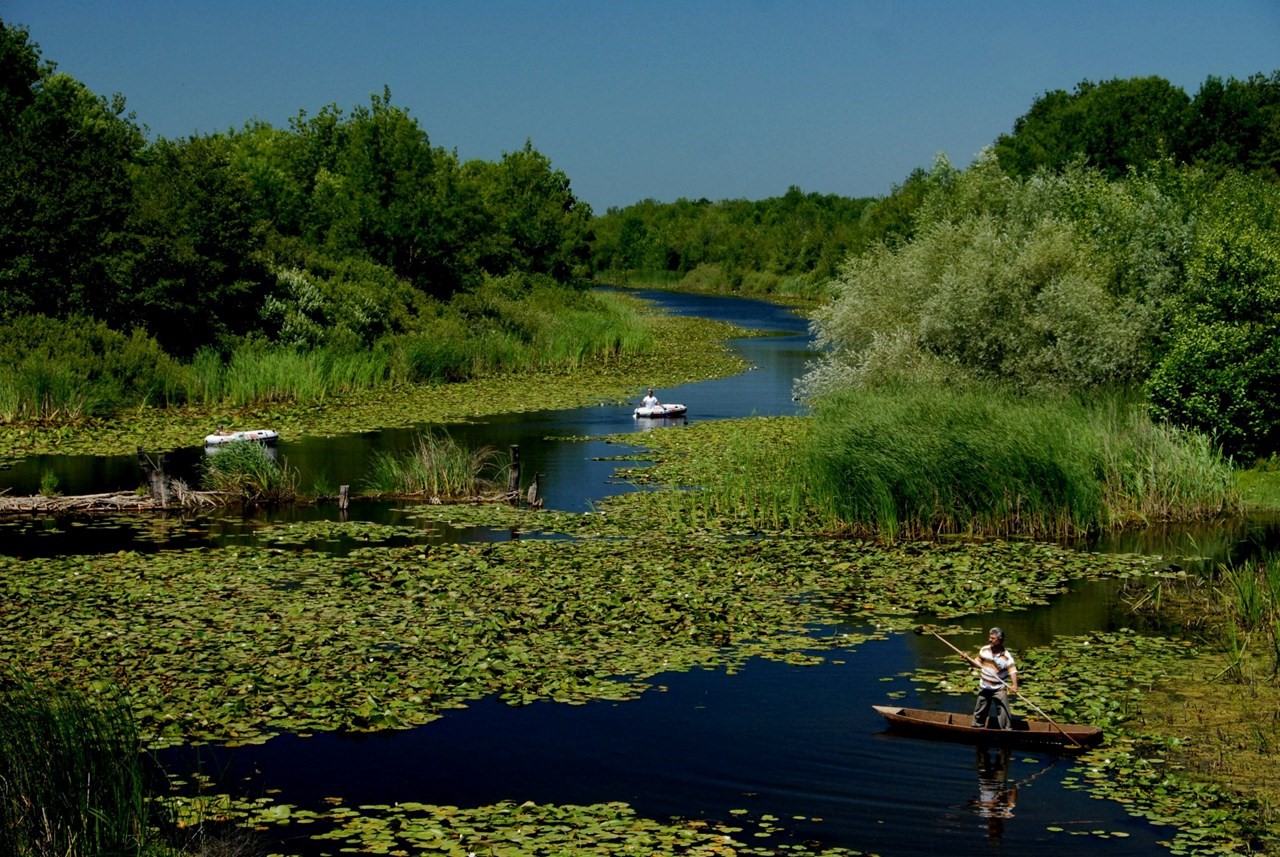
[{"left": 5, "top": 1, "right": 1280, "bottom": 212}]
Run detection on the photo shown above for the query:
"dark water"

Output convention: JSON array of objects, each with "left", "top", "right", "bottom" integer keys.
[{"left": 3, "top": 289, "right": 1272, "bottom": 855}]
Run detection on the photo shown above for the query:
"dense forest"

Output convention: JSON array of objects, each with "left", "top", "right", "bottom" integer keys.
[
  {"left": 588, "top": 189, "right": 878, "bottom": 297},
  {"left": 3, "top": 15, "right": 1279, "bottom": 462}
]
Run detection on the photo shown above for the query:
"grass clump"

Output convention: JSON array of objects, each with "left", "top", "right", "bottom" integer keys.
[
  {"left": 366, "top": 430, "right": 509, "bottom": 499},
  {"left": 201, "top": 442, "right": 298, "bottom": 507},
  {"left": 800, "top": 385, "right": 1238, "bottom": 538},
  {"left": 0, "top": 678, "right": 155, "bottom": 857}
]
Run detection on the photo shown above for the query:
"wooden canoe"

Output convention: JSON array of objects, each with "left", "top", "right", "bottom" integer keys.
[{"left": 872, "top": 705, "right": 1102, "bottom": 750}]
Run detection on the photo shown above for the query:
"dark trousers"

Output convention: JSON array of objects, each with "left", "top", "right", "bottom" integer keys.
[{"left": 973, "top": 687, "right": 1011, "bottom": 729}]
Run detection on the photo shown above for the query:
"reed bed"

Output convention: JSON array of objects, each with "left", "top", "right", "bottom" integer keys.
[
  {"left": 795, "top": 386, "right": 1103, "bottom": 538},
  {"left": 0, "top": 284, "right": 657, "bottom": 421},
  {"left": 1092, "top": 399, "right": 1241, "bottom": 523},
  {"left": 0, "top": 679, "right": 153, "bottom": 857},
  {"left": 0, "top": 360, "right": 96, "bottom": 421},
  {"left": 365, "top": 431, "right": 509, "bottom": 498},
  {"left": 1214, "top": 551, "right": 1280, "bottom": 682}
]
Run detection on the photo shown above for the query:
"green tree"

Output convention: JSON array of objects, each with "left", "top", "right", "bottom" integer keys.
[
  {"left": 240, "top": 90, "right": 486, "bottom": 300},
  {"left": 1179, "top": 72, "right": 1280, "bottom": 179},
  {"left": 994, "top": 77, "right": 1189, "bottom": 179},
  {"left": 464, "top": 140, "right": 594, "bottom": 282},
  {"left": 1147, "top": 175, "right": 1280, "bottom": 459},
  {"left": 803, "top": 156, "right": 1186, "bottom": 397},
  {"left": 118, "top": 134, "right": 270, "bottom": 356},
  {"left": 0, "top": 21, "right": 143, "bottom": 320}
]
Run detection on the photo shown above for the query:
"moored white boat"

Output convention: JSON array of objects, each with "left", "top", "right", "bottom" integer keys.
[
  {"left": 634, "top": 403, "right": 687, "bottom": 418},
  {"left": 203, "top": 428, "right": 280, "bottom": 446}
]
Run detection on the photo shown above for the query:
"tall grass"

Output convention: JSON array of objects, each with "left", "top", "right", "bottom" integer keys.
[
  {"left": 365, "top": 431, "right": 508, "bottom": 498},
  {"left": 670, "top": 385, "right": 1239, "bottom": 539},
  {"left": 1092, "top": 397, "right": 1240, "bottom": 523},
  {"left": 182, "top": 346, "right": 389, "bottom": 407},
  {"left": 0, "top": 679, "right": 153, "bottom": 857},
  {"left": 802, "top": 385, "right": 1108, "bottom": 538},
  {"left": 201, "top": 441, "right": 299, "bottom": 506},
  {"left": 1216, "top": 551, "right": 1280, "bottom": 682},
  {"left": 0, "top": 316, "right": 186, "bottom": 421}
]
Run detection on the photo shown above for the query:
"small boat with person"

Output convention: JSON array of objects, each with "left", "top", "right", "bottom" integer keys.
[
  {"left": 634, "top": 403, "right": 687, "bottom": 418},
  {"left": 203, "top": 428, "right": 280, "bottom": 447},
  {"left": 872, "top": 705, "right": 1102, "bottom": 751}
]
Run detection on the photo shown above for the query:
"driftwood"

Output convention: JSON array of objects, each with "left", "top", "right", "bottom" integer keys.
[
  {"left": 0, "top": 480, "right": 227, "bottom": 517},
  {"left": 0, "top": 491, "right": 165, "bottom": 515}
]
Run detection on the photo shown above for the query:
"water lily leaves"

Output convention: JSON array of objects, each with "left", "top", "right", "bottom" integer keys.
[
  {"left": 1, "top": 530, "right": 1153, "bottom": 752},
  {"left": 166, "top": 792, "right": 869, "bottom": 857}
]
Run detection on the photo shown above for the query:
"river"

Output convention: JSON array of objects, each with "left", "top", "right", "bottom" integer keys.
[{"left": 2, "top": 289, "right": 1274, "bottom": 855}]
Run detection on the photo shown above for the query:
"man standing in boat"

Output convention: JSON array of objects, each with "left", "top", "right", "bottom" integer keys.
[{"left": 972, "top": 627, "right": 1018, "bottom": 729}]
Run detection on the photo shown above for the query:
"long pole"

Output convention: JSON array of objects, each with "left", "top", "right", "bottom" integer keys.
[{"left": 922, "top": 629, "right": 1084, "bottom": 749}]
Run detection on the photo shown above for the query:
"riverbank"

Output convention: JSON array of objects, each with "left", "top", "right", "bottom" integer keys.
[{"left": 0, "top": 309, "right": 751, "bottom": 467}]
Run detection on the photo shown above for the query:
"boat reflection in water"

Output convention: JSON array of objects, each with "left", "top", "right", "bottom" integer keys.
[{"left": 969, "top": 746, "right": 1017, "bottom": 837}]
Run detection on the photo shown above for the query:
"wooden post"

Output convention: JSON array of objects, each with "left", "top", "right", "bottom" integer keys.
[
  {"left": 507, "top": 444, "right": 521, "bottom": 501},
  {"left": 338, "top": 485, "right": 349, "bottom": 510}
]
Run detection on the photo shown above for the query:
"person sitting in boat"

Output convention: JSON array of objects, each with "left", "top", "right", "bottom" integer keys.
[
  {"left": 641, "top": 389, "right": 662, "bottom": 410},
  {"left": 971, "top": 627, "right": 1018, "bottom": 729}
]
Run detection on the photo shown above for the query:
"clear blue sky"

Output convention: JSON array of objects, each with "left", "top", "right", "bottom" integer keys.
[{"left": 6, "top": 1, "right": 1279, "bottom": 212}]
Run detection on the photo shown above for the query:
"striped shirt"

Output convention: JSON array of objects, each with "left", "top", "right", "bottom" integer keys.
[{"left": 977, "top": 644, "right": 1016, "bottom": 691}]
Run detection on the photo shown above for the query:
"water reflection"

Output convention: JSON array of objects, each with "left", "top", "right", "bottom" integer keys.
[{"left": 968, "top": 747, "right": 1017, "bottom": 837}]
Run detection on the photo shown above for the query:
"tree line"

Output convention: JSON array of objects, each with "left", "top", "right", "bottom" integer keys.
[
  {"left": 588, "top": 189, "right": 877, "bottom": 298},
  {"left": 0, "top": 21, "right": 592, "bottom": 362}
]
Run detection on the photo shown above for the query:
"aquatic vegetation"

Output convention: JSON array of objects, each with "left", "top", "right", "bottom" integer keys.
[
  {"left": 604, "top": 391, "right": 1239, "bottom": 540},
  {"left": 1112, "top": 549, "right": 1280, "bottom": 850},
  {"left": 364, "top": 430, "right": 508, "bottom": 499},
  {"left": 38, "top": 469, "right": 59, "bottom": 497},
  {"left": 167, "top": 792, "right": 871, "bottom": 857},
  {"left": 0, "top": 531, "right": 1150, "bottom": 750}
]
